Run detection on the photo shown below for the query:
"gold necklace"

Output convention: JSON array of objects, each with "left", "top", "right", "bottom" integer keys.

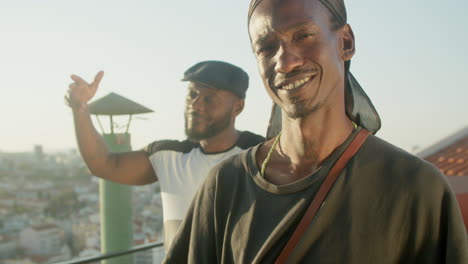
[
  {"left": 260, "top": 122, "right": 357, "bottom": 178},
  {"left": 261, "top": 131, "right": 282, "bottom": 177}
]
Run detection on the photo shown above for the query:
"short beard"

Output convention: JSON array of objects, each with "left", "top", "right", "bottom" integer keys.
[
  {"left": 285, "top": 101, "right": 322, "bottom": 119},
  {"left": 184, "top": 112, "right": 232, "bottom": 142}
]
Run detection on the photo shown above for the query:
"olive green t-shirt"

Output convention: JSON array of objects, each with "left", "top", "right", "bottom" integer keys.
[{"left": 164, "top": 129, "right": 468, "bottom": 263}]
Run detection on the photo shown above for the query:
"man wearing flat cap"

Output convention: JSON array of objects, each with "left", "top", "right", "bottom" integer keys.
[
  {"left": 164, "top": 0, "right": 468, "bottom": 263},
  {"left": 65, "top": 60, "right": 264, "bottom": 250}
]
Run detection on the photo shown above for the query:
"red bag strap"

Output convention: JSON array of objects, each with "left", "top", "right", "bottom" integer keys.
[{"left": 275, "top": 129, "right": 371, "bottom": 264}]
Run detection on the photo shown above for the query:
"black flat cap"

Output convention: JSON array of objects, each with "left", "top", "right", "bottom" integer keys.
[{"left": 181, "top": 60, "right": 249, "bottom": 99}]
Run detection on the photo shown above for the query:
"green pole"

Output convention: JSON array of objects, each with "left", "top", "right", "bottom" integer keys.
[{"left": 100, "top": 133, "right": 133, "bottom": 264}]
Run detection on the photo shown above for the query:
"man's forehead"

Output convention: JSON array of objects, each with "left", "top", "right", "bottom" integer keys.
[
  {"left": 248, "top": 0, "right": 347, "bottom": 32},
  {"left": 249, "top": 0, "right": 325, "bottom": 43},
  {"left": 249, "top": 0, "right": 318, "bottom": 21},
  {"left": 187, "top": 81, "right": 219, "bottom": 94},
  {"left": 187, "top": 81, "right": 239, "bottom": 98}
]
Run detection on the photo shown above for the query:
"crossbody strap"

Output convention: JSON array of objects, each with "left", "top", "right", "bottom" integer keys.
[{"left": 275, "top": 129, "right": 371, "bottom": 264}]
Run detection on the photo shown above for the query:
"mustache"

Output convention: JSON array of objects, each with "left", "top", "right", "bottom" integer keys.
[
  {"left": 185, "top": 109, "right": 202, "bottom": 117},
  {"left": 185, "top": 111, "right": 208, "bottom": 121},
  {"left": 186, "top": 111, "right": 200, "bottom": 117},
  {"left": 271, "top": 67, "right": 319, "bottom": 87}
]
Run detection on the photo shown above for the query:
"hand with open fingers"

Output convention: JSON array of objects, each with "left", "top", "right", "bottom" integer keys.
[{"left": 65, "top": 71, "right": 104, "bottom": 112}]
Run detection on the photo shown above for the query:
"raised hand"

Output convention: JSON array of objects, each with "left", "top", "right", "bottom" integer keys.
[{"left": 65, "top": 71, "right": 104, "bottom": 111}]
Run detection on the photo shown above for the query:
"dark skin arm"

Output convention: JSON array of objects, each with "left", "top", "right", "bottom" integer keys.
[{"left": 65, "top": 71, "right": 157, "bottom": 185}]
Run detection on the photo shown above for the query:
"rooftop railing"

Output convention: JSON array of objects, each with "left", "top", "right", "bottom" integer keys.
[{"left": 54, "top": 241, "right": 163, "bottom": 264}]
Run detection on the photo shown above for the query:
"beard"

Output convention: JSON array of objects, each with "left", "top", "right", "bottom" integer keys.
[
  {"left": 284, "top": 100, "right": 322, "bottom": 119},
  {"left": 184, "top": 110, "right": 232, "bottom": 141}
]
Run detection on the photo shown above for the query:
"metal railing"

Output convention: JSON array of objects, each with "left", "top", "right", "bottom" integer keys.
[{"left": 54, "top": 241, "right": 164, "bottom": 264}]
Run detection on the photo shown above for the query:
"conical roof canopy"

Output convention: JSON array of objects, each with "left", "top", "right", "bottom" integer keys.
[{"left": 88, "top": 92, "right": 153, "bottom": 116}]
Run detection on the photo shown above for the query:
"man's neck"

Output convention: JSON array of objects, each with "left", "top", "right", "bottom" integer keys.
[
  {"left": 281, "top": 106, "right": 354, "bottom": 168},
  {"left": 198, "top": 128, "right": 240, "bottom": 154}
]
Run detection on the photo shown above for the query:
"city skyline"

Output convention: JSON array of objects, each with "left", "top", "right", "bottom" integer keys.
[
  {"left": 0, "top": 149, "right": 164, "bottom": 262},
  {"left": 1, "top": 0, "right": 467, "bottom": 153}
]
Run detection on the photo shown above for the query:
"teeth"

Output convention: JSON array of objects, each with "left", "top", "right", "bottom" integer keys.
[{"left": 281, "top": 77, "right": 311, "bottom": 90}]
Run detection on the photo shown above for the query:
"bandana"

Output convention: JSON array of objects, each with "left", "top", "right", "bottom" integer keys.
[
  {"left": 248, "top": 0, "right": 381, "bottom": 137},
  {"left": 249, "top": 0, "right": 346, "bottom": 26}
]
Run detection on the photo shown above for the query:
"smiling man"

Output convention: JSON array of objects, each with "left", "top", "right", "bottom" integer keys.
[
  {"left": 65, "top": 60, "right": 265, "bottom": 250},
  {"left": 164, "top": 0, "right": 468, "bottom": 263}
]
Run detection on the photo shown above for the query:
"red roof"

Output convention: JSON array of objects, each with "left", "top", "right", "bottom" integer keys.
[
  {"left": 418, "top": 126, "right": 468, "bottom": 230},
  {"left": 424, "top": 135, "right": 468, "bottom": 176},
  {"left": 457, "top": 193, "right": 468, "bottom": 230}
]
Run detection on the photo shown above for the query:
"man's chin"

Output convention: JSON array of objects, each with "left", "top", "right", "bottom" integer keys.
[
  {"left": 284, "top": 102, "right": 321, "bottom": 119},
  {"left": 185, "top": 128, "right": 208, "bottom": 142}
]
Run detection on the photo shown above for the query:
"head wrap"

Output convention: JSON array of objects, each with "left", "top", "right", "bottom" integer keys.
[
  {"left": 247, "top": 0, "right": 381, "bottom": 137},
  {"left": 317, "top": 0, "right": 347, "bottom": 28},
  {"left": 248, "top": 0, "right": 346, "bottom": 26}
]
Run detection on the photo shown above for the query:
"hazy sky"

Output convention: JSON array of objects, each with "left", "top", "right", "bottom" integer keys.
[{"left": 1, "top": 0, "right": 467, "bottom": 153}]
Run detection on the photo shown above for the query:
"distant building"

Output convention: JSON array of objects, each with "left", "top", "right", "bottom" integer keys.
[
  {"left": 71, "top": 212, "right": 101, "bottom": 254},
  {"left": 0, "top": 235, "right": 17, "bottom": 259},
  {"left": 19, "top": 224, "right": 65, "bottom": 256},
  {"left": 134, "top": 233, "right": 153, "bottom": 264},
  {"left": 34, "top": 145, "right": 43, "bottom": 160},
  {"left": 2, "top": 215, "right": 30, "bottom": 234},
  {"left": 417, "top": 125, "right": 468, "bottom": 229},
  {"left": 78, "top": 247, "right": 100, "bottom": 258}
]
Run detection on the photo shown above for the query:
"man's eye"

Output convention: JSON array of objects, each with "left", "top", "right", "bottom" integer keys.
[
  {"left": 256, "top": 45, "right": 275, "bottom": 56},
  {"left": 296, "top": 33, "right": 314, "bottom": 41},
  {"left": 188, "top": 91, "right": 197, "bottom": 99}
]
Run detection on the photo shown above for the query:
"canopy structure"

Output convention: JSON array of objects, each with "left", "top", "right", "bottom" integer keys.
[
  {"left": 88, "top": 92, "right": 154, "bottom": 134},
  {"left": 89, "top": 92, "right": 153, "bottom": 116}
]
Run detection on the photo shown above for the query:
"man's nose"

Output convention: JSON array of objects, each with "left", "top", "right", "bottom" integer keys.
[{"left": 274, "top": 44, "right": 304, "bottom": 73}]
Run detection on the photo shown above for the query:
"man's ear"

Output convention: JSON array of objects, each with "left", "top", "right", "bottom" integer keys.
[
  {"left": 341, "top": 24, "right": 355, "bottom": 61},
  {"left": 233, "top": 99, "right": 245, "bottom": 117}
]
